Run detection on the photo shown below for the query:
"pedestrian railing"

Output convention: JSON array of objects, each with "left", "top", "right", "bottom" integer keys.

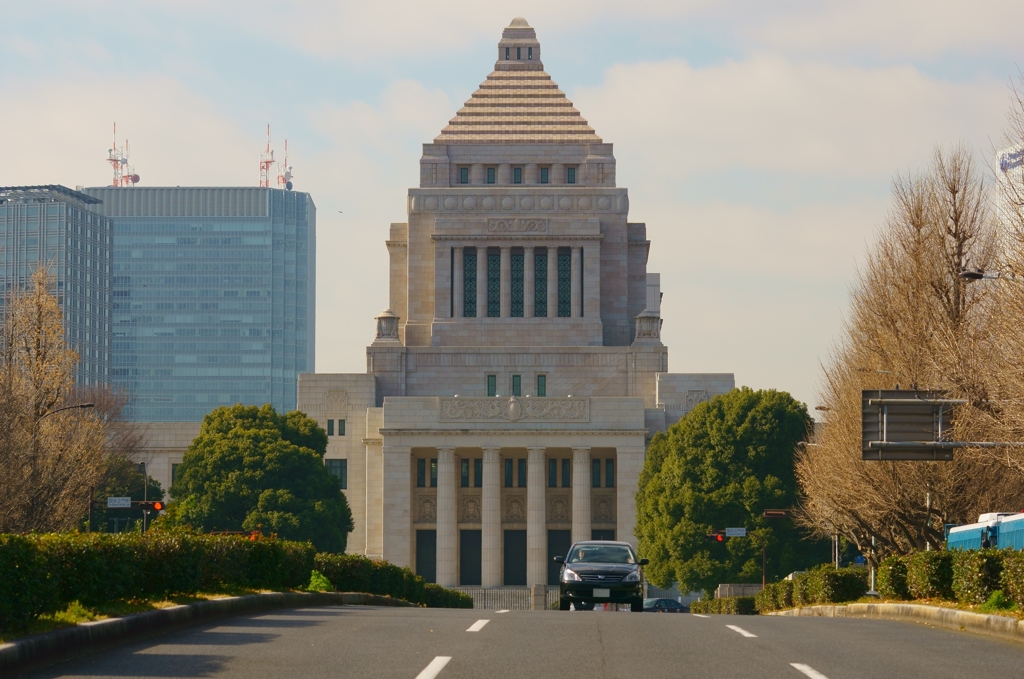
[{"left": 451, "top": 587, "right": 560, "bottom": 610}]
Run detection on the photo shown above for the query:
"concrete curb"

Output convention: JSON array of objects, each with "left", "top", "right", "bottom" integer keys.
[
  {"left": 768, "top": 603, "right": 1024, "bottom": 643},
  {"left": 0, "top": 591, "right": 415, "bottom": 676}
]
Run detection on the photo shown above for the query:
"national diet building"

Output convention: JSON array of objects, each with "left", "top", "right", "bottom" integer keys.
[{"left": 297, "top": 18, "right": 734, "bottom": 589}]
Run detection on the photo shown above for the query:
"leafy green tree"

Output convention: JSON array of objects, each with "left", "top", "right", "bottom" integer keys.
[
  {"left": 165, "top": 404, "right": 353, "bottom": 552},
  {"left": 636, "top": 388, "right": 828, "bottom": 595}
]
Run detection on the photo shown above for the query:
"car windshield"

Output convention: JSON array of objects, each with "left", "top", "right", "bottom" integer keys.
[{"left": 567, "top": 545, "right": 636, "bottom": 564}]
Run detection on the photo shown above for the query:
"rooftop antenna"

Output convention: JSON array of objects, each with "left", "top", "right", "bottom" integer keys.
[
  {"left": 276, "top": 139, "right": 293, "bottom": 191},
  {"left": 106, "top": 123, "right": 141, "bottom": 187},
  {"left": 259, "top": 124, "right": 275, "bottom": 188}
]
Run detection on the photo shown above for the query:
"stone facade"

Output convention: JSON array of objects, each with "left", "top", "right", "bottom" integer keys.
[{"left": 295, "top": 18, "right": 735, "bottom": 589}]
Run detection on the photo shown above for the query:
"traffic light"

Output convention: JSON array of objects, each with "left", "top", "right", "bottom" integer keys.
[
  {"left": 138, "top": 501, "right": 165, "bottom": 512},
  {"left": 763, "top": 509, "right": 789, "bottom": 519},
  {"left": 705, "top": 531, "right": 725, "bottom": 542}
]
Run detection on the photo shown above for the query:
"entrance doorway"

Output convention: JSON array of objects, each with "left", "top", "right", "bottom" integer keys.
[
  {"left": 416, "top": 530, "right": 437, "bottom": 583},
  {"left": 503, "top": 529, "right": 527, "bottom": 585},
  {"left": 460, "top": 530, "right": 482, "bottom": 586},
  {"left": 547, "top": 529, "right": 572, "bottom": 585}
]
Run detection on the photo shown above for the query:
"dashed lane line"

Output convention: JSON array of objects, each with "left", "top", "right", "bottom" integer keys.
[
  {"left": 726, "top": 624, "right": 758, "bottom": 638},
  {"left": 415, "top": 656, "right": 452, "bottom": 679},
  {"left": 691, "top": 614, "right": 709, "bottom": 618},
  {"left": 496, "top": 610, "right": 510, "bottom": 613},
  {"left": 790, "top": 664, "right": 829, "bottom": 679},
  {"left": 466, "top": 619, "right": 490, "bottom": 632}
]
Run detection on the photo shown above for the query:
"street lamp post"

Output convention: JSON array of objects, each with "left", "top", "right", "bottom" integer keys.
[{"left": 37, "top": 403, "right": 97, "bottom": 531}]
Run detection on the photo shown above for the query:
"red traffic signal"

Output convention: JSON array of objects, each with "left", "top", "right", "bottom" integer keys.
[
  {"left": 705, "top": 531, "right": 725, "bottom": 542},
  {"left": 138, "top": 501, "right": 165, "bottom": 512},
  {"left": 763, "top": 509, "right": 789, "bottom": 518}
]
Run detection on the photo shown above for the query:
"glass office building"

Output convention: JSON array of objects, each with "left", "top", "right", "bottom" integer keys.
[
  {"left": 83, "top": 187, "right": 315, "bottom": 422},
  {"left": 0, "top": 185, "right": 111, "bottom": 387}
]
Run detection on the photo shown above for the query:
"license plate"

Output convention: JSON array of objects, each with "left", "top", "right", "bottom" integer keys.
[{"left": 593, "top": 588, "right": 610, "bottom": 598}]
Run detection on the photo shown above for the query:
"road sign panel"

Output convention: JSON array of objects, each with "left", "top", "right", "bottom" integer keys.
[
  {"left": 107, "top": 496, "right": 131, "bottom": 508},
  {"left": 725, "top": 527, "right": 746, "bottom": 537}
]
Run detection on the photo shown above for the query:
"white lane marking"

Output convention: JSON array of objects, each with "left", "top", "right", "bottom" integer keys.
[
  {"left": 726, "top": 624, "right": 757, "bottom": 637},
  {"left": 791, "top": 664, "right": 829, "bottom": 679},
  {"left": 466, "top": 619, "right": 490, "bottom": 632},
  {"left": 496, "top": 609, "right": 510, "bottom": 613},
  {"left": 415, "top": 656, "right": 452, "bottom": 679},
  {"left": 691, "top": 614, "right": 709, "bottom": 618}
]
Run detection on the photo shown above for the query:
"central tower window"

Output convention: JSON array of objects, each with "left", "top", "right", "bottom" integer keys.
[
  {"left": 463, "top": 248, "right": 477, "bottom": 317},
  {"left": 540, "top": 167, "right": 549, "bottom": 184},
  {"left": 459, "top": 167, "right": 469, "bottom": 184},
  {"left": 487, "top": 167, "right": 496, "bottom": 184},
  {"left": 513, "top": 167, "right": 522, "bottom": 184},
  {"left": 487, "top": 248, "right": 500, "bottom": 317},
  {"left": 534, "top": 248, "right": 547, "bottom": 317},
  {"left": 517, "top": 47, "right": 521, "bottom": 59},
  {"left": 567, "top": 166, "right": 576, "bottom": 184},
  {"left": 505, "top": 47, "right": 510, "bottom": 60},
  {"left": 511, "top": 248, "right": 524, "bottom": 317},
  {"left": 557, "top": 248, "right": 571, "bottom": 317}
]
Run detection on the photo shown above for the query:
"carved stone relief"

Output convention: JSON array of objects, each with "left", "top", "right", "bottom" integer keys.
[
  {"left": 547, "top": 493, "right": 571, "bottom": 523},
  {"left": 439, "top": 396, "right": 589, "bottom": 423},
  {"left": 416, "top": 495, "right": 437, "bottom": 523},
  {"left": 685, "top": 390, "right": 709, "bottom": 411},
  {"left": 504, "top": 493, "right": 526, "bottom": 522},
  {"left": 325, "top": 390, "right": 348, "bottom": 412},
  {"left": 460, "top": 495, "right": 482, "bottom": 522},
  {"left": 592, "top": 493, "right": 615, "bottom": 523},
  {"left": 487, "top": 218, "right": 548, "bottom": 233}
]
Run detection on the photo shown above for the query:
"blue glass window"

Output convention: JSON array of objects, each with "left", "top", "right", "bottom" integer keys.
[
  {"left": 548, "top": 458, "right": 557, "bottom": 487},
  {"left": 463, "top": 249, "right": 477, "bottom": 317},
  {"left": 417, "top": 458, "right": 426, "bottom": 487},
  {"left": 327, "top": 419, "right": 334, "bottom": 436},
  {"left": 606, "top": 459, "right": 615, "bottom": 488},
  {"left": 534, "top": 250, "right": 547, "bottom": 317},
  {"left": 487, "top": 250, "right": 500, "bottom": 317},
  {"left": 461, "top": 459, "right": 470, "bottom": 487},
  {"left": 327, "top": 459, "right": 348, "bottom": 489},
  {"left": 430, "top": 459, "right": 438, "bottom": 487},
  {"left": 511, "top": 374, "right": 521, "bottom": 397},
  {"left": 592, "top": 459, "right": 601, "bottom": 488},
  {"left": 487, "top": 167, "right": 496, "bottom": 184},
  {"left": 460, "top": 167, "right": 469, "bottom": 184},
  {"left": 561, "top": 459, "right": 571, "bottom": 487},
  {"left": 511, "top": 250, "right": 524, "bottom": 317},
  {"left": 567, "top": 167, "right": 576, "bottom": 184},
  {"left": 487, "top": 374, "right": 497, "bottom": 397},
  {"left": 540, "top": 167, "right": 549, "bottom": 184},
  {"left": 504, "top": 458, "right": 513, "bottom": 487},
  {"left": 513, "top": 167, "right": 522, "bottom": 184},
  {"left": 518, "top": 459, "right": 526, "bottom": 487},
  {"left": 557, "top": 251, "right": 571, "bottom": 317},
  {"left": 536, "top": 375, "right": 546, "bottom": 397},
  {"left": 474, "top": 459, "right": 483, "bottom": 487}
]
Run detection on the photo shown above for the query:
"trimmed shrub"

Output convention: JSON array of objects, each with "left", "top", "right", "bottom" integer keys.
[
  {"left": 0, "top": 535, "right": 55, "bottom": 632},
  {"left": 906, "top": 551, "right": 953, "bottom": 600},
  {"left": 792, "top": 572, "right": 812, "bottom": 606},
  {"left": 691, "top": 596, "right": 756, "bottom": 615},
  {"left": 755, "top": 580, "right": 794, "bottom": 612},
  {"left": 423, "top": 583, "right": 473, "bottom": 609},
  {"left": 877, "top": 554, "right": 910, "bottom": 600},
  {"left": 1000, "top": 550, "right": 1024, "bottom": 606},
  {"left": 789, "top": 565, "right": 868, "bottom": 606},
  {"left": 313, "top": 553, "right": 465, "bottom": 608},
  {"left": 951, "top": 549, "right": 1003, "bottom": 604}
]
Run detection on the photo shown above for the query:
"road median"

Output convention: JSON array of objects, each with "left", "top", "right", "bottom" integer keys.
[
  {"left": 0, "top": 591, "right": 414, "bottom": 676},
  {"left": 768, "top": 602, "right": 1024, "bottom": 643}
]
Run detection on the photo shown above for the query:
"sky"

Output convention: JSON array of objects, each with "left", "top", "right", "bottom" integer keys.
[{"left": 1, "top": 1, "right": 1022, "bottom": 409}]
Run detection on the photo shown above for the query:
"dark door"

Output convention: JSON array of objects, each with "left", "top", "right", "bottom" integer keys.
[
  {"left": 547, "top": 529, "right": 572, "bottom": 585},
  {"left": 503, "top": 529, "right": 527, "bottom": 586},
  {"left": 416, "top": 530, "right": 437, "bottom": 583},
  {"left": 591, "top": 529, "right": 616, "bottom": 541},
  {"left": 460, "top": 529, "right": 482, "bottom": 586}
]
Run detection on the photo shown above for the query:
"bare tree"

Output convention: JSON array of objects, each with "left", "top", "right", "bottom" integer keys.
[
  {"left": 0, "top": 267, "right": 142, "bottom": 532},
  {"left": 796, "top": 145, "right": 1024, "bottom": 563}
]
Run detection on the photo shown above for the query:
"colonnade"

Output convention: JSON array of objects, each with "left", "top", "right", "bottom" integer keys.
[
  {"left": 450, "top": 245, "right": 584, "bottom": 319},
  {"left": 433, "top": 445, "right": 595, "bottom": 588}
]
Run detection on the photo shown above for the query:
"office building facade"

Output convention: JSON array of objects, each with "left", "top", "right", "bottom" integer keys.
[
  {"left": 0, "top": 185, "right": 111, "bottom": 387},
  {"left": 83, "top": 187, "right": 315, "bottom": 422}
]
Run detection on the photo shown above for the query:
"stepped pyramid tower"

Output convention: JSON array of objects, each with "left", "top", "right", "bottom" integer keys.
[{"left": 297, "top": 18, "right": 735, "bottom": 591}]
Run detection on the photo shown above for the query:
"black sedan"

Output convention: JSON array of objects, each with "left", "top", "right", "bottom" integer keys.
[
  {"left": 643, "top": 598, "right": 688, "bottom": 613},
  {"left": 555, "top": 540, "right": 648, "bottom": 612}
]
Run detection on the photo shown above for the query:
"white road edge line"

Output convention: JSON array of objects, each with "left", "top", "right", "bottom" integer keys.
[
  {"left": 466, "top": 619, "right": 490, "bottom": 632},
  {"left": 496, "top": 609, "right": 510, "bottom": 613},
  {"left": 790, "top": 663, "right": 829, "bottom": 679},
  {"left": 691, "top": 614, "right": 709, "bottom": 618},
  {"left": 725, "top": 624, "right": 757, "bottom": 638},
  {"left": 415, "top": 656, "right": 452, "bottom": 679}
]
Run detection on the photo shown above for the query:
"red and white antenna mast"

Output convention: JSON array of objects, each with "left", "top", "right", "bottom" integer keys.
[
  {"left": 106, "top": 123, "right": 140, "bottom": 187},
  {"left": 276, "top": 139, "right": 294, "bottom": 190},
  {"left": 259, "top": 124, "right": 275, "bottom": 188}
]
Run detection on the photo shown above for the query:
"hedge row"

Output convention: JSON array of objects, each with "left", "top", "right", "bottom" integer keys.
[
  {"left": 313, "top": 553, "right": 472, "bottom": 608},
  {"left": 878, "top": 549, "right": 1024, "bottom": 605},
  {"left": 0, "top": 532, "right": 473, "bottom": 633},
  {"left": 756, "top": 566, "right": 869, "bottom": 613},
  {"left": 0, "top": 531, "right": 314, "bottom": 632},
  {"left": 691, "top": 596, "right": 756, "bottom": 615}
]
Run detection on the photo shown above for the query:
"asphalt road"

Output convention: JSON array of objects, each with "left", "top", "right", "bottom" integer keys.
[{"left": 21, "top": 606, "right": 1024, "bottom": 679}]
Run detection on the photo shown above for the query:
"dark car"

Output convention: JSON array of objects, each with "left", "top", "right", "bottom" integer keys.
[
  {"left": 643, "top": 598, "right": 688, "bottom": 613},
  {"left": 555, "top": 540, "right": 648, "bottom": 612}
]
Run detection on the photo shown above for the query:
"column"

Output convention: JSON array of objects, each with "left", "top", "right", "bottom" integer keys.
[
  {"left": 570, "top": 246, "right": 582, "bottom": 318},
  {"left": 453, "top": 246, "right": 463, "bottom": 319},
  {"left": 523, "top": 246, "right": 535, "bottom": 318},
  {"left": 582, "top": 242, "right": 600, "bottom": 318},
  {"left": 436, "top": 447, "right": 457, "bottom": 587},
  {"left": 477, "top": 246, "right": 488, "bottom": 319},
  {"left": 527, "top": 447, "right": 547, "bottom": 587},
  {"left": 571, "top": 446, "right": 591, "bottom": 544},
  {"left": 616, "top": 447, "right": 644, "bottom": 550},
  {"left": 434, "top": 242, "right": 450, "bottom": 321},
  {"left": 547, "top": 246, "right": 559, "bottom": 319},
  {"left": 500, "top": 246, "right": 511, "bottom": 317},
  {"left": 481, "top": 447, "right": 501, "bottom": 588}
]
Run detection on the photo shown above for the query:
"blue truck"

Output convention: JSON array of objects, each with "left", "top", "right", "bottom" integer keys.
[{"left": 946, "top": 512, "right": 1024, "bottom": 550}]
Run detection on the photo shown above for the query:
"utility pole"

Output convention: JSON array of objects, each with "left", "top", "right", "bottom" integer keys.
[{"left": 87, "top": 486, "right": 93, "bottom": 534}]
